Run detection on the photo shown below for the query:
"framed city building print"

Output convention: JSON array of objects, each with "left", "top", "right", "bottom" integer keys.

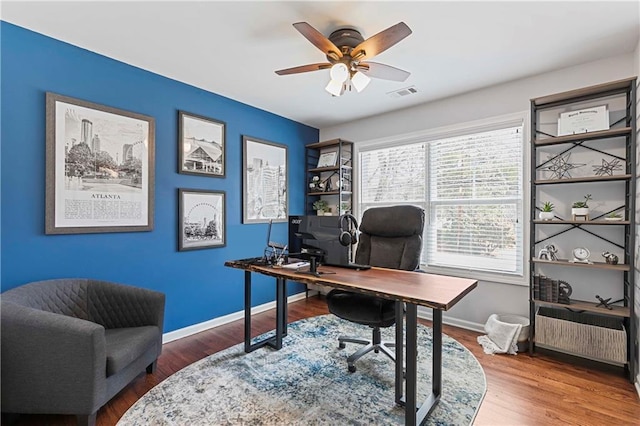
[
  {"left": 242, "top": 135, "right": 288, "bottom": 224},
  {"left": 45, "top": 92, "right": 155, "bottom": 234},
  {"left": 178, "top": 188, "right": 226, "bottom": 251},
  {"left": 178, "top": 111, "right": 225, "bottom": 177}
]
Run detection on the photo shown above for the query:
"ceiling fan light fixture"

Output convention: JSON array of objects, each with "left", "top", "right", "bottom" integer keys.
[
  {"left": 329, "top": 63, "right": 349, "bottom": 83},
  {"left": 351, "top": 70, "right": 371, "bottom": 92},
  {"left": 325, "top": 79, "right": 344, "bottom": 96}
]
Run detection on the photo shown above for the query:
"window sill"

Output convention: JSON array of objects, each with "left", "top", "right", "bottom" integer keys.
[{"left": 421, "top": 264, "right": 527, "bottom": 287}]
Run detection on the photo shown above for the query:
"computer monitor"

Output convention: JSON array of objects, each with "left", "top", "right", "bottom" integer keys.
[{"left": 288, "top": 215, "right": 349, "bottom": 266}]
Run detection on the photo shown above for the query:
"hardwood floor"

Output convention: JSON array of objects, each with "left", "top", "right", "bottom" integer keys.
[{"left": 6, "top": 295, "right": 640, "bottom": 425}]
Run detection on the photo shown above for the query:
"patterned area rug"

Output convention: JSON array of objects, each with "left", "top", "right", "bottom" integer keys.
[{"left": 119, "top": 315, "right": 486, "bottom": 425}]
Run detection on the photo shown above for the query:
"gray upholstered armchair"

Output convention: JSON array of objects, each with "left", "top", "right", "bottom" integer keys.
[
  {"left": 1, "top": 278, "right": 165, "bottom": 426},
  {"left": 327, "top": 205, "right": 425, "bottom": 372}
]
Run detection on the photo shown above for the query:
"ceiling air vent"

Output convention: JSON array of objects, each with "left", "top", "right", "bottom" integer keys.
[{"left": 387, "top": 86, "right": 418, "bottom": 98}]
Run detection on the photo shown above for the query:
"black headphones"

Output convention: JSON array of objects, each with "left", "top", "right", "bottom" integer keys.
[{"left": 339, "top": 214, "right": 359, "bottom": 246}]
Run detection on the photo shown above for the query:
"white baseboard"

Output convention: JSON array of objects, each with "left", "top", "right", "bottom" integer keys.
[
  {"left": 163, "top": 295, "right": 485, "bottom": 344},
  {"left": 417, "top": 306, "right": 485, "bottom": 333},
  {"left": 636, "top": 375, "right": 640, "bottom": 399},
  {"left": 162, "top": 291, "right": 314, "bottom": 344}
]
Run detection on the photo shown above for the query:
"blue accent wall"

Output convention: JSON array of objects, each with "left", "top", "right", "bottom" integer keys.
[{"left": 0, "top": 22, "right": 319, "bottom": 332}]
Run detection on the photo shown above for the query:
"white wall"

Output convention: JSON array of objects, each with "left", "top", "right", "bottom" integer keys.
[{"left": 320, "top": 53, "right": 636, "bottom": 330}]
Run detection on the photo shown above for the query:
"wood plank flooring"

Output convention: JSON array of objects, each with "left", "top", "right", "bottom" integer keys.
[{"left": 6, "top": 295, "right": 640, "bottom": 425}]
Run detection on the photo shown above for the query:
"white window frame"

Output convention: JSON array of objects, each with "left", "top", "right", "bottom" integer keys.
[{"left": 355, "top": 111, "right": 530, "bottom": 286}]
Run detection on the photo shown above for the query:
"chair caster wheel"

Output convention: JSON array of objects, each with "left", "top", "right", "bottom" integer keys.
[
  {"left": 338, "top": 342, "right": 346, "bottom": 349},
  {"left": 374, "top": 348, "right": 379, "bottom": 354},
  {"left": 348, "top": 365, "right": 356, "bottom": 373}
]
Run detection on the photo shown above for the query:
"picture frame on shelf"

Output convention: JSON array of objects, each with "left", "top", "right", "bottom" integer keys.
[
  {"left": 178, "top": 111, "right": 225, "bottom": 177},
  {"left": 316, "top": 151, "right": 337, "bottom": 168},
  {"left": 178, "top": 188, "right": 226, "bottom": 251},
  {"left": 45, "top": 92, "right": 155, "bottom": 235},
  {"left": 242, "top": 135, "right": 288, "bottom": 223},
  {"left": 557, "top": 105, "right": 609, "bottom": 136}
]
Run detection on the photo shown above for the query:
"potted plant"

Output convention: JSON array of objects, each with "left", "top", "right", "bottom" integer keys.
[
  {"left": 312, "top": 199, "right": 328, "bottom": 216},
  {"left": 539, "top": 201, "right": 555, "bottom": 220},
  {"left": 571, "top": 194, "right": 592, "bottom": 220},
  {"left": 605, "top": 211, "right": 623, "bottom": 221}
]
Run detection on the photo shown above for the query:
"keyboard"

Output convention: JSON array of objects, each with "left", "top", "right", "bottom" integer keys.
[
  {"left": 235, "top": 257, "right": 268, "bottom": 266},
  {"left": 326, "top": 262, "right": 371, "bottom": 271}
]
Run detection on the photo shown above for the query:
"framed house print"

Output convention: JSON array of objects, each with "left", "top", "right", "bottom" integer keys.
[
  {"left": 45, "top": 92, "right": 155, "bottom": 234},
  {"left": 242, "top": 136, "right": 288, "bottom": 223},
  {"left": 178, "top": 111, "right": 225, "bottom": 177},
  {"left": 178, "top": 188, "right": 226, "bottom": 251}
]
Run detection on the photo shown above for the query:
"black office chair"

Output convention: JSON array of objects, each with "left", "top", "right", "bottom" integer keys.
[{"left": 326, "top": 205, "right": 425, "bottom": 372}]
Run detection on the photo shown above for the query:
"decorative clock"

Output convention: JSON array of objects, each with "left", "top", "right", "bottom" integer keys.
[{"left": 570, "top": 247, "right": 591, "bottom": 264}]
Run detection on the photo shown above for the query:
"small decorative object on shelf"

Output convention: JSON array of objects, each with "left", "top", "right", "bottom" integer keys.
[
  {"left": 570, "top": 246, "right": 591, "bottom": 264},
  {"left": 595, "top": 294, "right": 623, "bottom": 310},
  {"left": 533, "top": 275, "right": 571, "bottom": 304},
  {"left": 308, "top": 175, "right": 324, "bottom": 192},
  {"left": 538, "top": 244, "right": 558, "bottom": 261},
  {"left": 602, "top": 251, "right": 619, "bottom": 265},
  {"left": 593, "top": 158, "right": 622, "bottom": 176},
  {"left": 571, "top": 194, "right": 592, "bottom": 221},
  {"left": 312, "top": 200, "right": 329, "bottom": 216},
  {"left": 539, "top": 201, "right": 555, "bottom": 220},
  {"left": 539, "top": 152, "right": 585, "bottom": 179},
  {"left": 605, "top": 211, "right": 623, "bottom": 221},
  {"left": 558, "top": 281, "right": 572, "bottom": 305}
]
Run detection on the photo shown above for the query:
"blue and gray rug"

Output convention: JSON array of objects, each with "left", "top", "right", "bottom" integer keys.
[{"left": 119, "top": 315, "right": 486, "bottom": 425}]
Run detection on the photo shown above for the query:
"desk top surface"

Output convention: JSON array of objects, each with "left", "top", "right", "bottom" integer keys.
[{"left": 225, "top": 260, "right": 477, "bottom": 311}]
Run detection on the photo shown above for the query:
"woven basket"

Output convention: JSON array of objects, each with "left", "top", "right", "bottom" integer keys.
[{"left": 535, "top": 307, "right": 626, "bottom": 364}]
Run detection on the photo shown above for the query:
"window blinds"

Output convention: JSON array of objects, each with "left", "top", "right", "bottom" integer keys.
[
  {"left": 427, "top": 126, "right": 523, "bottom": 274},
  {"left": 358, "top": 124, "right": 523, "bottom": 276}
]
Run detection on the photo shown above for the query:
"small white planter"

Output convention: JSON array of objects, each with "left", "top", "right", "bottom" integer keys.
[
  {"left": 539, "top": 211, "right": 555, "bottom": 220},
  {"left": 571, "top": 207, "right": 589, "bottom": 220}
]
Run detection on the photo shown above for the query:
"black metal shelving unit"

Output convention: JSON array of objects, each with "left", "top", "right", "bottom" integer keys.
[
  {"left": 304, "top": 139, "right": 354, "bottom": 216},
  {"left": 529, "top": 78, "right": 637, "bottom": 381}
]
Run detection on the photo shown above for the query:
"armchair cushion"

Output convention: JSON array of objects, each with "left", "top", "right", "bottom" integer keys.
[{"left": 105, "top": 326, "right": 160, "bottom": 377}]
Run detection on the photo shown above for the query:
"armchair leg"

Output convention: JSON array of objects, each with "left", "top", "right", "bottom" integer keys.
[
  {"left": 146, "top": 360, "right": 158, "bottom": 374},
  {"left": 77, "top": 412, "right": 96, "bottom": 426}
]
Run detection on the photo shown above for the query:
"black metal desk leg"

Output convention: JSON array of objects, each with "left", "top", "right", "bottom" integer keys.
[
  {"left": 395, "top": 300, "right": 405, "bottom": 405},
  {"left": 282, "top": 279, "right": 288, "bottom": 336},
  {"left": 432, "top": 309, "right": 443, "bottom": 399},
  {"left": 404, "top": 306, "right": 444, "bottom": 425},
  {"left": 274, "top": 277, "right": 285, "bottom": 350},
  {"left": 405, "top": 303, "right": 418, "bottom": 425},
  {"left": 244, "top": 273, "right": 288, "bottom": 353},
  {"left": 244, "top": 271, "right": 252, "bottom": 353}
]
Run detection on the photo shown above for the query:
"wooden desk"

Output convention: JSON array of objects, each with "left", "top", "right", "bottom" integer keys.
[{"left": 225, "top": 260, "right": 477, "bottom": 426}]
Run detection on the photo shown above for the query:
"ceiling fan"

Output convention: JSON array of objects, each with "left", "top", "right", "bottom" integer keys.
[{"left": 275, "top": 22, "right": 412, "bottom": 96}]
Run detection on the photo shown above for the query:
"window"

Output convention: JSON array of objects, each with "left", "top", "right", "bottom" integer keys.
[{"left": 358, "top": 116, "right": 525, "bottom": 279}]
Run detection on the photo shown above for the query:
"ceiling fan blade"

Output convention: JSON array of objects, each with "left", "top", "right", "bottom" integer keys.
[
  {"left": 293, "top": 22, "right": 343, "bottom": 59},
  {"left": 351, "top": 22, "right": 412, "bottom": 61},
  {"left": 275, "top": 63, "right": 332, "bottom": 76},
  {"left": 357, "top": 62, "right": 410, "bottom": 82}
]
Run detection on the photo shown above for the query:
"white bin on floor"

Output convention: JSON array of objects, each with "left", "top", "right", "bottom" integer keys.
[{"left": 496, "top": 314, "right": 530, "bottom": 351}]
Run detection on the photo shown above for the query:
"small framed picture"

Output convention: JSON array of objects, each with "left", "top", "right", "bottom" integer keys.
[
  {"left": 178, "top": 188, "right": 226, "bottom": 251},
  {"left": 317, "top": 151, "right": 338, "bottom": 168},
  {"left": 178, "top": 111, "right": 225, "bottom": 177},
  {"left": 242, "top": 135, "right": 288, "bottom": 223}
]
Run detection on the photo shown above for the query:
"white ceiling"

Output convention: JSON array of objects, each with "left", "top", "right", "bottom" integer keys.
[{"left": 2, "top": 1, "right": 639, "bottom": 129}]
